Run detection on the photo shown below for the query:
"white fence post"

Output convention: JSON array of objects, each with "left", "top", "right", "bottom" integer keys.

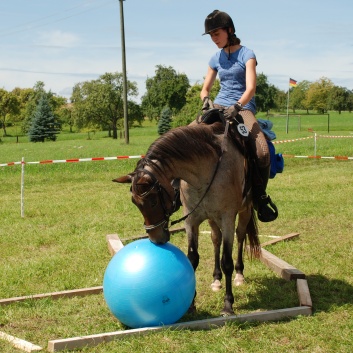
[{"left": 21, "top": 157, "right": 25, "bottom": 218}]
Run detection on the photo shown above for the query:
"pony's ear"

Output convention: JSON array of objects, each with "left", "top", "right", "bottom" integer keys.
[{"left": 112, "top": 174, "right": 133, "bottom": 183}]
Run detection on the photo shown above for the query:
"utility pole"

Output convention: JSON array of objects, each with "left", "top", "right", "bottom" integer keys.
[{"left": 119, "top": 0, "right": 129, "bottom": 143}]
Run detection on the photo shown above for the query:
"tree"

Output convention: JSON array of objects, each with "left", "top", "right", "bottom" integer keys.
[
  {"left": 157, "top": 106, "right": 172, "bottom": 135},
  {"left": 173, "top": 80, "right": 220, "bottom": 127},
  {"left": 21, "top": 82, "right": 61, "bottom": 134},
  {"left": 51, "top": 95, "right": 68, "bottom": 127},
  {"left": 274, "top": 89, "right": 287, "bottom": 112},
  {"left": 28, "top": 94, "right": 60, "bottom": 142},
  {"left": 173, "top": 83, "right": 203, "bottom": 127},
  {"left": 23, "top": 83, "right": 47, "bottom": 132},
  {"left": 71, "top": 72, "right": 142, "bottom": 139},
  {"left": 127, "top": 100, "right": 144, "bottom": 127},
  {"left": 141, "top": 65, "right": 190, "bottom": 120},
  {"left": 59, "top": 103, "right": 74, "bottom": 132},
  {"left": 329, "top": 86, "right": 350, "bottom": 114},
  {"left": 291, "top": 80, "right": 311, "bottom": 113},
  {"left": 255, "top": 73, "right": 277, "bottom": 113},
  {"left": 305, "top": 77, "right": 334, "bottom": 114},
  {"left": 0, "top": 88, "right": 20, "bottom": 136},
  {"left": 9, "top": 87, "right": 33, "bottom": 127},
  {"left": 347, "top": 90, "right": 353, "bottom": 113}
]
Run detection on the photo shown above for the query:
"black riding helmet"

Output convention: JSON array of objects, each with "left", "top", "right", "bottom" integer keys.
[{"left": 203, "top": 10, "right": 235, "bottom": 35}]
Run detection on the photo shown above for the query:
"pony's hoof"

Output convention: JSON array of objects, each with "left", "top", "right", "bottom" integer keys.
[
  {"left": 220, "top": 308, "right": 235, "bottom": 317},
  {"left": 234, "top": 274, "right": 245, "bottom": 286},
  {"left": 211, "top": 279, "right": 222, "bottom": 291}
]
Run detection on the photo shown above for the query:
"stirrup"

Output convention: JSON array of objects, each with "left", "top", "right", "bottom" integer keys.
[{"left": 257, "top": 195, "right": 278, "bottom": 222}]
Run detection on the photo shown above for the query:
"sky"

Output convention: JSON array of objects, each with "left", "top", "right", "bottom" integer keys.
[{"left": 1, "top": 0, "right": 353, "bottom": 103}]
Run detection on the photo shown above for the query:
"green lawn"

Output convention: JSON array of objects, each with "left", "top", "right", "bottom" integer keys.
[{"left": 0, "top": 116, "right": 352, "bottom": 352}]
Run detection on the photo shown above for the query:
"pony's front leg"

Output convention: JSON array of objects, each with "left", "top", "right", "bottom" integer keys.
[
  {"left": 234, "top": 236, "right": 245, "bottom": 286},
  {"left": 208, "top": 220, "right": 222, "bottom": 291},
  {"left": 234, "top": 211, "right": 249, "bottom": 286},
  {"left": 234, "top": 208, "right": 258, "bottom": 286},
  {"left": 234, "top": 220, "right": 246, "bottom": 286},
  {"left": 186, "top": 223, "right": 199, "bottom": 313},
  {"left": 221, "top": 238, "right": 235, "bottom": 315}
]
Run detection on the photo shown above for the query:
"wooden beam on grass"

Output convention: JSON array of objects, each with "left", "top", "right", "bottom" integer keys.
[
  {"left": 0, "top": 287, "right": 103, "bottom": 307},
  {"left": 169, "top": 226, "right": 185, "bottom": 235},
  {"left": 106, "top": 234, "right": 124, "bottom": 256},
  {"left": 261, "top": 232, "right": 300, "bottom": 247},
  {"left": 0, "top": 331, "right": 42, "bottom": 352},
  {"left": 259, "top": 248, "right": 306, "bottom": 281},
  {"left": 297, "top": 279, "right": 313, "bottom": 307},
  {"left": 47, "top": 306, "right": 311, "bottom": 352}
]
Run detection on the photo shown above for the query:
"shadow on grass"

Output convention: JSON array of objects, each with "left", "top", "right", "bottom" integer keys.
[
  {"left": 181, "top": 274, "right": 353, "bottom": 323},
  {"left": 305, "top": 274, "right": 353, "bottom": 312},
  {"left": 237, "top": 274, "right": 353, "bottom": 313},
  {"left": 180, "top": 277, "right": 298, "bottom": 322}
]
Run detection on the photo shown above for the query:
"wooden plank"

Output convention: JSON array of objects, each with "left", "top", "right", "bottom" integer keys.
[
  {"left": 297, "top": 279, "right": 313, "bottom": 307},
  {"left": 106, "top": 234, "right": 124, "bottom": 256},
  {"left": 170, "top": 227, "right": 185, "bottom": 235},
  {"left": 0, "top": 331, "right": 42, "bottom": 352},
  {"left": 47, "top": 306, "right": 311, "bottom": 352},
  {"left": 261, "top": 232, "right": 300, "bottom": 247},
  {"left": 0, "top": 287, "right": 103, "bottom": 306},
  {"left": 259, "top": 248, "right": 306, "bottom": 281}
]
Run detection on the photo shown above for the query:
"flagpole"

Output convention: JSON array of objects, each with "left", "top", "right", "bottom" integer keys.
[{"left": 286, "top": 78, "right": 290, "bottom": 134}]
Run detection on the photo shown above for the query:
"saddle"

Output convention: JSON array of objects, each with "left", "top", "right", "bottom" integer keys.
[{"left": 196, "top": 108, "right": 247, "bottom": 155}]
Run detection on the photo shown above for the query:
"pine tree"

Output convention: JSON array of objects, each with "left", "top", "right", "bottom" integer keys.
[
  {"left": 157, "top": 106, "right": 172, "bottom": 135},
  {"left": 28, "top": 94, "right": 60, "bottom": 142}
]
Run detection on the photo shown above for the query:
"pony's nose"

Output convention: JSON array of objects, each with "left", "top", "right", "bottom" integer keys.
[{"left": 149, "top": 229, "right": 170, "bottom": 244}]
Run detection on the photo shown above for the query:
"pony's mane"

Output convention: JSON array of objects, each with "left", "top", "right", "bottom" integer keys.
[{"left": 144, "top": 123, "right": 224, "bottom": 169}]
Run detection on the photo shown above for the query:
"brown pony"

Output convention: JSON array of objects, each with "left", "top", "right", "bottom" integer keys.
[{"left": 114, "top": 122, "right": 260, "bottom": 315}]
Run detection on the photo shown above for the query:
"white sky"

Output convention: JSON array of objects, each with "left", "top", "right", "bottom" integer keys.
[{"left": 1, "top": 0, "right": 352, "bottom": 103}]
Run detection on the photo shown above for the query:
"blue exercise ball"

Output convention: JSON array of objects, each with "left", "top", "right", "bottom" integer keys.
[{"left": 103, "top": 239, "right": 196, "bottom": 328}]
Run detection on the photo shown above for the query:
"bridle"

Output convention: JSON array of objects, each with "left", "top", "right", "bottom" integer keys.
[{"left": 132, "top": 168, "right": 180, "bottom": 233}]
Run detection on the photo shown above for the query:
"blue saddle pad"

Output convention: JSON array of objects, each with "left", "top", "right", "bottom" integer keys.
[{"left": 267, "top": 141, "right": 284, "bottom": 179}]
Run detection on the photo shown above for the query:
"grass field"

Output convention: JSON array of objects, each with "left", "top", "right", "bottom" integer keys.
[{"left": 1, "top": 114, "right": 353, "bottom": 352}]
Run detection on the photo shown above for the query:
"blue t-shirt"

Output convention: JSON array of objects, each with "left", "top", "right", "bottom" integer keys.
[{"left": 209, "top": 46, "right": 257, "bottom": 114}]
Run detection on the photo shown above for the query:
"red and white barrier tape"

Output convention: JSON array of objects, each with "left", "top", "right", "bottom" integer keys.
[
  {"left": 0, "top": 155, "right": 144, "bottom": 167},
  {"left": 273, "top": 135, "right": 353, "bottom": 144},
  {"left": 272, "top": 137, "right": 313, "bottom": 144},
  {"left": 283, "top": 155, "right": 353, "bottom": 160},
  {"left": 1, "top": 134, "right": 352, "bottom": 167},
  {"left": 318, "top": 135, "right": 353, "bottom": 138},
  {"left": 2, "top": 152, "right": 352, "bottom": 167}
]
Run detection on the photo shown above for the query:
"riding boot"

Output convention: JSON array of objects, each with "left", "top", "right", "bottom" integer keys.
[{"left": 252, "top": 165, "right": 278, "bottom": 222}]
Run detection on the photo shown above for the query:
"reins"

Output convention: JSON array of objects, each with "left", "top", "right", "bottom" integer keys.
[
  {"left": 170, "top": 121, "right": 229, "bottom": 226},
  {"left": 170, "top": 155, "right": 222, "bottom": 226}
]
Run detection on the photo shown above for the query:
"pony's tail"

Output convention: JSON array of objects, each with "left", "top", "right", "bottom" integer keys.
[{"left": 246, "top": 207, "right": 261, "bottom": 259}]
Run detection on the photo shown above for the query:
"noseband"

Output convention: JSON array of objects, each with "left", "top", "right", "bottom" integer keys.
[{"left": 132, "top": 168, "right": 179, "bottom": 233}]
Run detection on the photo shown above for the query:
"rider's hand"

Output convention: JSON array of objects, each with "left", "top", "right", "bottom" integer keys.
[
  {"left": 202, "top": 96, "right": 214, "bottom": 111},
  {"left": 223, "top": 102, "right": 242, "bottom": 119}
]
